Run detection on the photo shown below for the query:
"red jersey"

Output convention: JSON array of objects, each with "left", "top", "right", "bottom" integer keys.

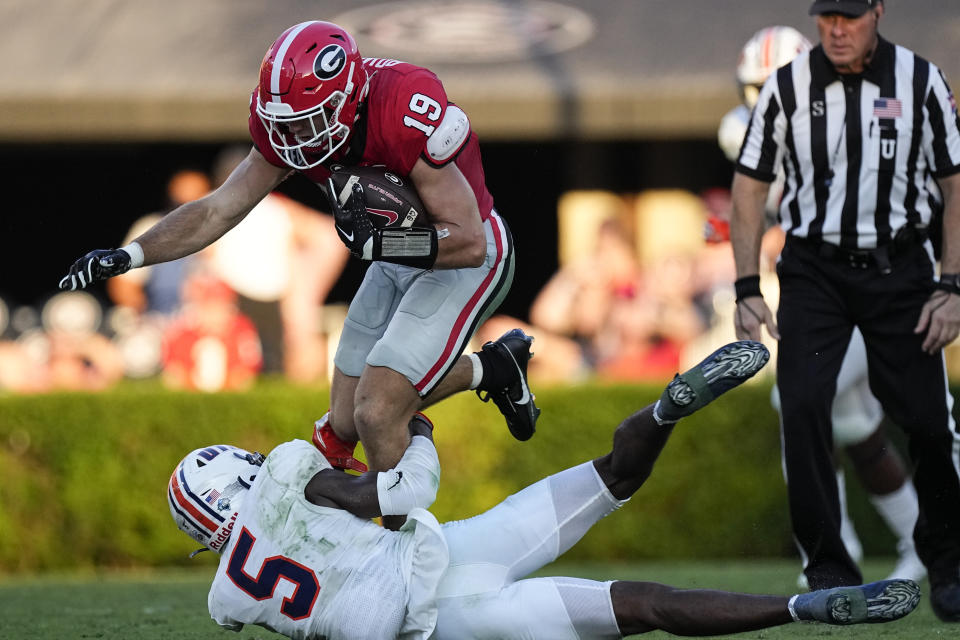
[
  {"left": 249, "top": 58, "right": 494, "bottom": 220},
  {"left": 162, "top": 314, "right": 262, "bottom": 391}
]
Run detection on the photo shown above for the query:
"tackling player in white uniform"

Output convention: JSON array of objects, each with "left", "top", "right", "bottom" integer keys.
[
  {"left": 169, "top": 341, "right": 920, "bottom": 639},
  {"left": 718, "top": 26, "right": 923, "bottom": 585}
]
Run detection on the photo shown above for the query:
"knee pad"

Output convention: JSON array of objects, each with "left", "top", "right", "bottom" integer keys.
[{"left": 831, "top": 381, "right": 883, "bottom": 447}]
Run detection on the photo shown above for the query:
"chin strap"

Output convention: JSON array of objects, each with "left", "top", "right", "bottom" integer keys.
[{"left": 189, "top": 547, "right": 210, "bottom": 559}]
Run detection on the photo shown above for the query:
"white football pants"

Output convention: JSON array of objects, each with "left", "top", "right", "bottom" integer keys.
[{"left": 434, "top": 462, "right": 626, "bottom": 639}]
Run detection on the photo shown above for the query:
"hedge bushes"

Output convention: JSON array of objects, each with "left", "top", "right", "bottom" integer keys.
[{"left": 0, "top": 380, "right": 896, "bottom": 572}]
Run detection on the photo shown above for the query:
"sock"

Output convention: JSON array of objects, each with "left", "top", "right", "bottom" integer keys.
[
  {"left": 789, "top": 589, "right": 835, "bottom": 623},
  {"left": 473, "top": 346, "right": 507, "bottom": 391},
  {"left": 652, "top": 400, "right": 678, "bottom": 426},
  {"left": 870, "top": 480, "right": 919, "bottom": 543},
  {"left": 468, "top": 353, "right": 483, "bottom": 390},
  {"left": 787, "top": 594, "right": 801, "bottom": 622}
]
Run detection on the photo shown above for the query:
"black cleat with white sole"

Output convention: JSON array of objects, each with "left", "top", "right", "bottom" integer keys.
[
  {"left": 791, "top": 578, "right": 921, "bottom": 625},
  {"left": 476, "top": 328, "right": 541, "bottom": 441},
  {"left": 654, "top": 340, "right": 770, "bottom": 423}
]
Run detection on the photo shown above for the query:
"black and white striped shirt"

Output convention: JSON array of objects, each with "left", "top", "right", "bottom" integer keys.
[{"left": 737, "top": 36, "right": 960, "bottom": 250}]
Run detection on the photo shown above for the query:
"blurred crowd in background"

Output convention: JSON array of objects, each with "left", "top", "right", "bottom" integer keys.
[
  {"left": 0, "top": 146, "right": 346, "bottom": 393},
  {"left": 2, "top": 145, "right": 957, "bottom": 394},
  {"left": 0, "top": 148, "right": 761, "bottom": 394},
  {"left": 0, "top": 1, "right": 956, "bottom": 397}
]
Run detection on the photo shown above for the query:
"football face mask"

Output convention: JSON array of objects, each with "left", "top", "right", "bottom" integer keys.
[
  {"left": 167, "top": 445, "right": 264, "bottom": 554},
  {"left": 256, "top": 20, "right": 369, "bottom": 170}
]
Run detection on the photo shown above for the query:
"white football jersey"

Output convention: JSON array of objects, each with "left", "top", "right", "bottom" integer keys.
[
  {"left": 717, "top": 105, "right": 751, "bottom": 163},
  {"left": 718, "top": 104, "right": 784, "bottom": 219},
  {"left": 207, "top": 439, "right": 448, "bottom": 640}
]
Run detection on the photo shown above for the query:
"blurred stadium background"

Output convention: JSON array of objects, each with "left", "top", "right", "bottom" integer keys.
[{"left": 0, "top": 0, "right": 958, "bottom": 578}]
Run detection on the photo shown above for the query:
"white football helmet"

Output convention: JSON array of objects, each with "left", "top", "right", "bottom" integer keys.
[
  {"left": 736, "top": 26, "right": 812, "bottom": 109},
  {"left": 167, "top": 444, "right": 264, "bottom": 554}
]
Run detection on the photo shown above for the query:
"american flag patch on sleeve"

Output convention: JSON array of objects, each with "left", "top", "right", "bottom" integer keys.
[{"left": 873, "top": 98, "right": 903, "bottom": 118}]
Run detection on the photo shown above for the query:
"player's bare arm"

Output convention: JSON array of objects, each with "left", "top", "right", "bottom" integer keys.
[
  {"left": 730, "top": 171, "right": 779, "bottom": 341},
  {"left": 915, "top": 171, "right": 960, "bottom": 352},
  {"left": 59, "top": 147, "right": 290, "bottom": 290},
  {"left": 136, "top": 147, "right": 290, "bottom": 265},
  {"left": 304, "top": 467, "right": 380, "bottom": 516},
  {"left": 410, "top": 158, "right": 486, "bottom": 269}
]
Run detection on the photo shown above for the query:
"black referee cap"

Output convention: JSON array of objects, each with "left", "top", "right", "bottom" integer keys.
[{"left": 809, "top": 0, "right": 878, "bottom": 16}]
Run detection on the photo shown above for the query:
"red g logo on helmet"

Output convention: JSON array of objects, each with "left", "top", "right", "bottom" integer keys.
[
  {"left": 314, "top": 44, "right": 347, "bottom": 80},
  {"left": 256, "top": 21, "right": 370, "bottom": 170}
]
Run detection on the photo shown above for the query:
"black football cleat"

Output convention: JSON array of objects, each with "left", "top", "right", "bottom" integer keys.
[
  {"left": 654, "top": 340, "right": 770, "bottom": 423},
  {"left": 476, "top": 328, "right": 541, "bottom": 441},
  {"left": 791, "top": 579, "right": 920, "bottom": 625}
]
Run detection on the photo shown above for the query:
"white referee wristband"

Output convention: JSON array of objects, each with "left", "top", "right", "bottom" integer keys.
[{"left": 121, "top": 242, "right": 144, "bottom": 268}]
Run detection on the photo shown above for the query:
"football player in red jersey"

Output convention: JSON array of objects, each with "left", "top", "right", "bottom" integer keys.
[{"left": 60, "top": 21, "right": 540, "bottom": 502}]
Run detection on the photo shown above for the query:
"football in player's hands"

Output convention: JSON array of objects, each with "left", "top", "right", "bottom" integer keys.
[{"left": 327, "top": 165, "right": 428, "bottom": 229}]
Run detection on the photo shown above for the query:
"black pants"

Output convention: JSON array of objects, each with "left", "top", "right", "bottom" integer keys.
[{"left": 777, "top": 237, "right": 960, "bottom": 589}]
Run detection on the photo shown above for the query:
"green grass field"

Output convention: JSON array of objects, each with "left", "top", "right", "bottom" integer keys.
[{"left": 0, "top": 560, "right": 946, "bottom": 639}]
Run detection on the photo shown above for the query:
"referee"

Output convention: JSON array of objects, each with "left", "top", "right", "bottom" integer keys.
[{"left": 729, "top": 0, "right": 960, "bottom": 621}]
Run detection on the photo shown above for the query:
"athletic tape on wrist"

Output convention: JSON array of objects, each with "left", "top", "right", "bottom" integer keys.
[
  {"left": 377, "top": 435, "right": 441, "bottom": 515},
  {"left": 121, "top": 242, "right": 144, "bottom": 268}
]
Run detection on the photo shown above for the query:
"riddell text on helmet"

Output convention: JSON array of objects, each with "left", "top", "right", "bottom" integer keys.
[{"left": 209, "top": 513, "right": 238, "bottom": 551}]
